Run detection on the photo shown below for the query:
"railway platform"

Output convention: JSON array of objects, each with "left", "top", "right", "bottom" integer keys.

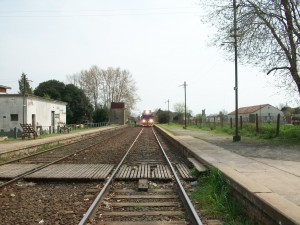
[
  {"left": 157, "top": 125, "right": 300, "bottom": 225},
  {"left": 0, "top": 125, "right": 118, "bottom": 155}
]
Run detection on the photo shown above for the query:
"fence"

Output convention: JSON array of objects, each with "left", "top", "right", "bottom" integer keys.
[
  {"left": 0, "top": 122, "right": 110, "bottom": 139},
  {"left": 174, "top": 113, "right": 283, "bottom": 137}
]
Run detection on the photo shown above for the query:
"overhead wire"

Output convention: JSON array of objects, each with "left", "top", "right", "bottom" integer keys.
[{"left": 0, "top": 5, "right": 210, "bottom": 18}]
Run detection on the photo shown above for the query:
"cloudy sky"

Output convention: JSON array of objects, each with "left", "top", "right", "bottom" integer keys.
[{"left": 0, "top": 0, "right": 298, "bottom": 116}]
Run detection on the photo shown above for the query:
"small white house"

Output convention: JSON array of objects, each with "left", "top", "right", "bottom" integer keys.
[
  {"left": 0, "top": 94, "right": 67, "bottom": 133},
  {"left": 228, "top": 104, "right": 283, "bottom": 123}
]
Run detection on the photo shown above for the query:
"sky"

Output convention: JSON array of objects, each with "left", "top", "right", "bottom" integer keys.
[{"left": 0, "top": 0, "right": 299, "bottom": 116}]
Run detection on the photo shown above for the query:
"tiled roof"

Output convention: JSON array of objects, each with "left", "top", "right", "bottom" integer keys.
[{"left": 228, "top": 104, "right": 269, "bottom": 115}]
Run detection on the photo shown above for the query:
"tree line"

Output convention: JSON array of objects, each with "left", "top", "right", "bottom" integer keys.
[
  {"left": 18, "top": 67, "right": 139, "bottom": 124},
  {"left": 67, "top": 66, "right": 139, "bottom": 111}
]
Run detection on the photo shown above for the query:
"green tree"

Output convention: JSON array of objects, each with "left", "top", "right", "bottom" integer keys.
[
  {"left": 63, "top": 84, "right": 93, "bottom": 124},
  {"left": 92, "top": 106, "right": 109, "bottom": 123},
  {"left": 34, "top": 80, "right": 65, "bottom": 100},
  {"left": 173, "top": 102, "right": 187, "bottom": 122},
  {"left": 18, "top": 73, "right": 33, "bottom": 94},
  {"left": 34, "top": 80, "right": 93, "bottom": 124},
  {"left": 156, "top": 109, "right": 169, "bottom": 124}
]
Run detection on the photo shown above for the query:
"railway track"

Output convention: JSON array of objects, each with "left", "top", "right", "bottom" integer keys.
[
  {"left": 0, "top": 127, "right": 142, "bottom": 224},
  {"left": 0, "top": 126, "right": 117, "bottom": 160},
  {"left": 0, "top": 127, "right": 132, "bottom": 187},
  {"left": 0, "top": 127, "right": 207, "bottom": 224},
  {"left": 79, "top": 127, "right": 203, "bottom": 225}
]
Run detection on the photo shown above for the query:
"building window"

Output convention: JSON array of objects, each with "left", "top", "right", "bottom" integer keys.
[{"left": 10, "top": 114, "right": 18, "bottom": 121}]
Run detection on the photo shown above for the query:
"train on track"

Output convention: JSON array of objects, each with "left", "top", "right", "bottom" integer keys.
[{"left": 141, "top": 110, "right": 154, "bottom": 126}]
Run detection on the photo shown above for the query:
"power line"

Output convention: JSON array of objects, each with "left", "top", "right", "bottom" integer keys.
[{"left": 0, "top": 6, "right": 204, "bottom": 18}]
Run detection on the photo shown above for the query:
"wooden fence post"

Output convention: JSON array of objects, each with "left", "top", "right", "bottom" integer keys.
[
  {"left": 214, "top": 117, "right": 216, "bottom": 129},
  {"left": 230, "top": 118, "right": 232, "bottom": 129},
  {"left": 276, "top": 114, "right": 280, "bottom": 137},
  {"left": 256, "top": 114, "right": 259, "bottom": 133},
  {"left": 14, "top": 127, "right": 17, "bottom": 139},
  {"left": 240, "top": 116, "right": 243, "bottom": 129}
]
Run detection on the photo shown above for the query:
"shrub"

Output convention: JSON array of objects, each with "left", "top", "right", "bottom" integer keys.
[{"left": 191, "top": 169, "right": 255, "bottom": 224}]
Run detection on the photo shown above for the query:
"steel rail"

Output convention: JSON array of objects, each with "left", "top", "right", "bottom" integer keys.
[
  {"left": 0, "top": 126, "right": 117, "bottom": 160},
  {"left": 78, "top": 128, "right": 144, "bottom": 225},
  {"left": 152, "top": 127, "right": 203, "bottom": 225},
  {"left": 0, "top": 129, "right": 123, "bottom": 189},
  {"left": 0, "top": 127, "right": 120, "bottom": 167}
]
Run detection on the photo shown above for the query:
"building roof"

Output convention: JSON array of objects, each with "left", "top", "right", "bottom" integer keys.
[
  {"left": 0, "top": 85, "right": 11, "bottom": 89},
  {"left": 228, "top": 104, "right": 269, "bottom": 115},
  {"left": 0, "top": 85, "right": 12, "bottom": 93},
  {"left": 0, "top": 94, "right": 67, "bottom": 105}
]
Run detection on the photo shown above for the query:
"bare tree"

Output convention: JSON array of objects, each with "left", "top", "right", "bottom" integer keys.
[
  {"left": 200, "top": 0, "right": 300, "bottom": 98},
  {"left": 173, "top": 102, "right": 186, "bottom": 114},
  {"left": 68, "top": 66, "right": 139, "bottom": 112},
  {"left": 67, "top": 66, "right": 101, "bottom": 108},
  {"left": 101, "top": 67, "right": 139, "bottom": 111}
]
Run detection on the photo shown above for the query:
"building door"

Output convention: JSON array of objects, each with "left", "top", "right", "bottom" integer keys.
[
  {"left": 2, "top": 115, "right": 9, "bottom": 131},
  {"left": 51, "top": 111, "right": 55, "bottom": 133},
  {"left": 32, "top": 114, "right": 36, "bottom": 130}
]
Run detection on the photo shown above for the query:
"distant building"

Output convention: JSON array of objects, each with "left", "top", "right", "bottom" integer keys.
[
  {"left": 0, "top": 85, "right": 11, "bottom": 94},
  {"left": 228, "top": 104, "right": 283, "bottom": 123},
  {"left": 0, "top": 94, "right": 67, "bottom": 133},
  {"left": 110, "top": 102, "right": 125, "bottom": 125}
]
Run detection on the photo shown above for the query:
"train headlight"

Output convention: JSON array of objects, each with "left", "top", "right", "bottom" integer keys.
[
  {"left": 149, "top": 119, "right": 154, "bottom": 123},
  {"left": 142, "top": 119, "right": 146, "bottom": 123}
]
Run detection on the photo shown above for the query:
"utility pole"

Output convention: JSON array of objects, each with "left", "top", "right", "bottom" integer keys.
[
  {"left": 22, "top": 73, "right": 26, "bottom": 125},
  {"left": 179, "top": 81, "right": 187, "bottom": 129},
  {"left": 166, "top": 99, "right": 170, "bottom": 125},
  {"left": 233, "top": 0, "right": 241, "bottom": 142}
]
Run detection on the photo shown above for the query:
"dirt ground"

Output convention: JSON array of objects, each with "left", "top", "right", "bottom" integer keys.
[{"left": 161, "top": 127, "right": 300, "bottom": 162}]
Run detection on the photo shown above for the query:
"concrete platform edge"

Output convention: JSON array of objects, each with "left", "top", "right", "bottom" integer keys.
[{"left": 155, "top": 125, "right": 300, "bottom": 225}]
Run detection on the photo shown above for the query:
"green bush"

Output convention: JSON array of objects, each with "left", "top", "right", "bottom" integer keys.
[
  {"left": 278, "top": 125, "right": 300, "bottom": 140},
  {"left": 191, "top": 169, "right": 255, "bottom": 224}
]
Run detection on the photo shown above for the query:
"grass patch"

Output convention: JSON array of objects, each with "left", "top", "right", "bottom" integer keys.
[
  {"left": 191, "top": 169, "right": 255, "bottom": 224},
  {"left": 0, "top": 142, "right": 63, "bottom": 164},
  {"left": 0, "top": 156, "right": 9, "bottom": 164},
  {"left": 159, "top": 122, "right": 300, "bottom": 144},
  {"left": 36, "top": 143, "right": 63, "bottom": 153}
]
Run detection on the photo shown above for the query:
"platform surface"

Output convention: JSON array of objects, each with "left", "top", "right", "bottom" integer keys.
[
  {"left": 157, "top": 125, "right": 300, "bottom": 224},
  {"left": 0, "top": 126, "right": 117, "bottom": 154}
]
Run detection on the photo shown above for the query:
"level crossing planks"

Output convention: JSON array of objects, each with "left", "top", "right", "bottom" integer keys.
[
  {"left": 24, "top": 164, "right": 114, "bottom": 180},
  {"left": 115, "top": 164, "right": 173, "bottom": 180},
  {"left": 0, "top": 163, "right": 43, "bottom": 178}
]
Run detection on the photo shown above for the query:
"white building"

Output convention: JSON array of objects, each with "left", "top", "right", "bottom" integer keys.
[
  {"left": 228, "top": 104, "right": 284, "bottom": 123},
  {"left": 0, "top": 94, "right": 67, "bottom": 133}
]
